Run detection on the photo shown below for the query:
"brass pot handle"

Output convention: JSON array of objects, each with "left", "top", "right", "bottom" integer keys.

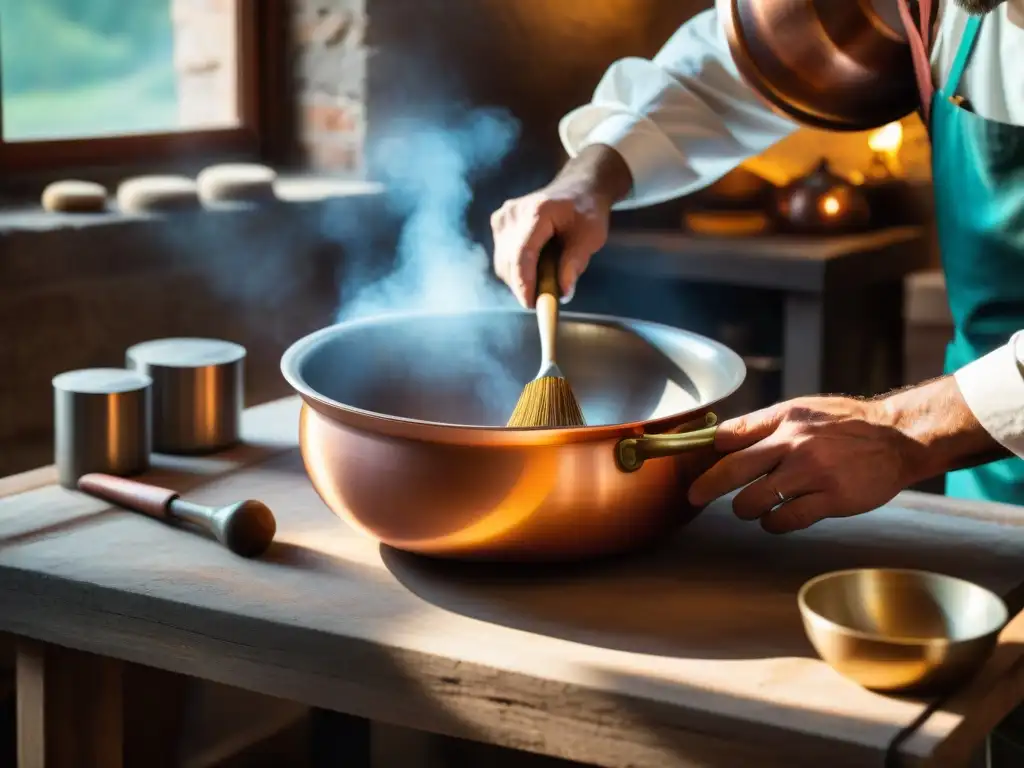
[{"left": 615, "top": 412, "right": 718, "bottom": 473}]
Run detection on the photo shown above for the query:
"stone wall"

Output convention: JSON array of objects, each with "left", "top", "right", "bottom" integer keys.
[
  {"left": 171, "top": 0, "right": 240, "bottom": 129},
  {"left": 292, "top": 0, "right": 367, "bottom": 173}
]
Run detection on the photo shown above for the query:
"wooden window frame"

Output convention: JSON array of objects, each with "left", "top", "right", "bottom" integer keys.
[{"left": 0, "top": 0, "right": 283, "bottom": 175}]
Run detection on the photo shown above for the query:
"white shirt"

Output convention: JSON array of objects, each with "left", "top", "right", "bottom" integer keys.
[{"left": 558, "top": 2, "right": 1024, "bottom": 462}]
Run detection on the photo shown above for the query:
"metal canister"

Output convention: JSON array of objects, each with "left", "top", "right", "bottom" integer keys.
[
  {"left": 53, "top": 368, "right": 152, "bottom": 489},
  {"left": 126, "top": 337, "right": 246, "bottom": 454}
]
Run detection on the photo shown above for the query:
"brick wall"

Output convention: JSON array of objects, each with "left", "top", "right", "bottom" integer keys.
[
  {"left": 171, "top": 0, "right": 368, "bottom": 172},
  {"left": 293, "top": 0, "right": 367, "bottom": 173}
]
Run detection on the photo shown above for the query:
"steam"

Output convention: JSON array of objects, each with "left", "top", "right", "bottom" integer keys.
[
  {"left": 329, "top": 106, "right": 530, "bottom": 423},
  {"left": 337, "top": 108, "right": 521, "bottom": 320}
]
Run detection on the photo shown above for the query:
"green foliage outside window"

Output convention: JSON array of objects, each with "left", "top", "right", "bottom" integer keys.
[{"left": 0, "top": 0, "right": 178, "bottom": 139}]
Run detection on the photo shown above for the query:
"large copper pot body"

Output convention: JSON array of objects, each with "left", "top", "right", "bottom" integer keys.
[
  {"left": 281, "top": 311, "right": 745, "bottom": 562},
  {"left": 717, "top": 0, "right": 932, "bottom": 131}
]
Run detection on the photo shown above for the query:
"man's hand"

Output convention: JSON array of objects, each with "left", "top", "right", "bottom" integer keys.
[
  {"left": 687, "top": 376, "right": 1005, "bottom": 534},
  {"left": 491, "top": 144, "right": 632, "bottom": 308}
]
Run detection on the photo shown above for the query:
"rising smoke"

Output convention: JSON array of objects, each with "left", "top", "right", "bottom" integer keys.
[{"left": 336, "top": 107, "right": 521, "bottom": 321}]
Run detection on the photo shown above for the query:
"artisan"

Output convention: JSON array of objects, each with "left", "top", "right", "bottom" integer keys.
[
  {"left": 490, "top": 0, "right": 1024, "bottom": 529},
  {"left": 491, "top": 2, "right": 1024, "bottom": 755}
]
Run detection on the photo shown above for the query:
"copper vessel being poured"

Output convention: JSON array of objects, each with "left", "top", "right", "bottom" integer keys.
[{"left": 716, "top": 0, "right": 935, "bottom": 132}]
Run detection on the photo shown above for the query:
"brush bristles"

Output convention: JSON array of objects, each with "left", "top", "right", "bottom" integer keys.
[{"left": 506, "top": 376, "right": 587, "bottom": 429}]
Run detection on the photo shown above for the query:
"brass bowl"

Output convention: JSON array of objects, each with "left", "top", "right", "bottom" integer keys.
[{"left": 798, "top": 568, "right": 1009, "bottom": 694}]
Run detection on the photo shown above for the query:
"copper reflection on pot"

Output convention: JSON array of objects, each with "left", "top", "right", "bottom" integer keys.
[{"left": 302, "top": 405, "right": 559, "bottom": 553}]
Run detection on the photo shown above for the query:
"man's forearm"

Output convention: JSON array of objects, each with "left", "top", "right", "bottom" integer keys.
[
  {"left": 881, "top": 375, "right": 1010, "bottom": 483},
  {"left": 550, "top": 144, "right": 634, "bottom": 207}
]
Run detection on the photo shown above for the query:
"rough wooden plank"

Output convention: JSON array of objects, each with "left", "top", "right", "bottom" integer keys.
[
  {"left": 900, "top": 623, "right": 1024, "bottom": 768},
  {"left": 0, "top": 396, "right": 1022, "bottom": 768},
  {"left": 0, "top": 578, "right": 826, "bottom": 768},
  {"left": 0, "top": 466, "right": 58, "bottom": 500}
]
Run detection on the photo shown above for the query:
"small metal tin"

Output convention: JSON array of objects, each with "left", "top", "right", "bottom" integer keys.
[
  {"left": 125, "top": 337, "right": 246, "bottom": 454},
  {"left": 52, "top": 368, "right": 152, "bottom": 489}
]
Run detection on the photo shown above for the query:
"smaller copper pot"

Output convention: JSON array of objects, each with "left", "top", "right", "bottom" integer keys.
[
  {"left": 281, "top": 311, "right": 746, "bottom": 562},
  {"left": 775, "top": 159, "right": 871, "bottom": 234}
]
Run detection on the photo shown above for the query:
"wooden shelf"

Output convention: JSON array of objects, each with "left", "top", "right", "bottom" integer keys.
[{"left": 597, "top": 226, "right": 927, "bottom": 292}]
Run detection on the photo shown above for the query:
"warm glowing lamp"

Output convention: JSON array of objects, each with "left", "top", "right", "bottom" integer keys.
[
  {"left": 867, "top": 121, "right": 904, "bottom": 178},
  {"left": 820, "top": 194, "right": 842, "bottom": 217}
]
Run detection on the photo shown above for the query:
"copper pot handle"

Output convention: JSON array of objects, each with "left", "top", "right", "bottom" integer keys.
[{"left": 615, "top": 412, "right": 718, "bottom": 473}]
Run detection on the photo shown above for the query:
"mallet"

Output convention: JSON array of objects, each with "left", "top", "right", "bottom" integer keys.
[{"left": 77, "top": 473, "right": 277, "bottom": 558}]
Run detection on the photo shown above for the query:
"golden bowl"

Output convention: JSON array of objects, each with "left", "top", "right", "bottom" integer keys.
[{"left": 798, "top": 568, "right": 1009, "bottom": 694}]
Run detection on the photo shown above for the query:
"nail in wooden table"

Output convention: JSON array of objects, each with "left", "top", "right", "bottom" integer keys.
[{"left": 1, "top": 397, "right": 1022, "bottom": 768}]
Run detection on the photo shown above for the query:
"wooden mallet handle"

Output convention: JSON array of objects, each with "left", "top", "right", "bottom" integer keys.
[{"left": 77, "top": 473, "right": 276, "bottom": 558}]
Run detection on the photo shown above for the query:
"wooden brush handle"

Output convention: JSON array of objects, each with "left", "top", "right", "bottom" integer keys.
[
  {"left": 536, "top": 239, "right": 562, "bottom": 300},
  {"left": 536, "top": 240, "right": 562, "bottom": 366}
]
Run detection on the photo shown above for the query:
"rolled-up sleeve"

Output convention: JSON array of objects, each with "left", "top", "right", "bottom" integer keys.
[
  {"left": 558, "top": 9, "right": 798, "bottom": 210},
  {"left": 954, "top": 331, "right": 1024, "bottom": 458}
]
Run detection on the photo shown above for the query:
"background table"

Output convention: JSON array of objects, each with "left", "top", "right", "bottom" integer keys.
[{"left": 586, "top": 227, "right": 928, "bottom": 401}]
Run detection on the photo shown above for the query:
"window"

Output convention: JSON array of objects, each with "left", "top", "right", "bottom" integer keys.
[{"left": 0, "top": 0, "right": 264, "bottom": 172}]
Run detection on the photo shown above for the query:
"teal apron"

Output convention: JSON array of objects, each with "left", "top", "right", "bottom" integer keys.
[{"left": 927, "top": 14, "right": 1024, "bottom": 504}]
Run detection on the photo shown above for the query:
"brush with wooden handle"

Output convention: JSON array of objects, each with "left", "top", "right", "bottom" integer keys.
[
  {"left": 77, "top": 473, "right": 277, "bottom": 558},
  {"left": 506, "top": 239, "right": 587, "bottom": 429}
]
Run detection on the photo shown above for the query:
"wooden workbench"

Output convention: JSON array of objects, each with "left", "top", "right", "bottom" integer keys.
[{"left": 1, "top": 397, "right": 1023, "bottom": 768}]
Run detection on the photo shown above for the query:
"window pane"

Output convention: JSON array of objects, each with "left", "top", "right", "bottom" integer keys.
[{"left": 0, "top": 0, "right": 239, "bottom": 141}]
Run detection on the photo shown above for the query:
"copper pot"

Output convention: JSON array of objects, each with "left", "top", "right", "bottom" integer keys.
[
  {"left": 716, "top": 0, "right": 932, "bottom": 131},
  {"left": 281, "top": 311, "right": 746, "bottom": 562}
]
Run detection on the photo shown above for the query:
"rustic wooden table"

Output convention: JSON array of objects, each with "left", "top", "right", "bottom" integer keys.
[{"left": 2, "top": 397, "right": 1024, "bottom": 768}]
